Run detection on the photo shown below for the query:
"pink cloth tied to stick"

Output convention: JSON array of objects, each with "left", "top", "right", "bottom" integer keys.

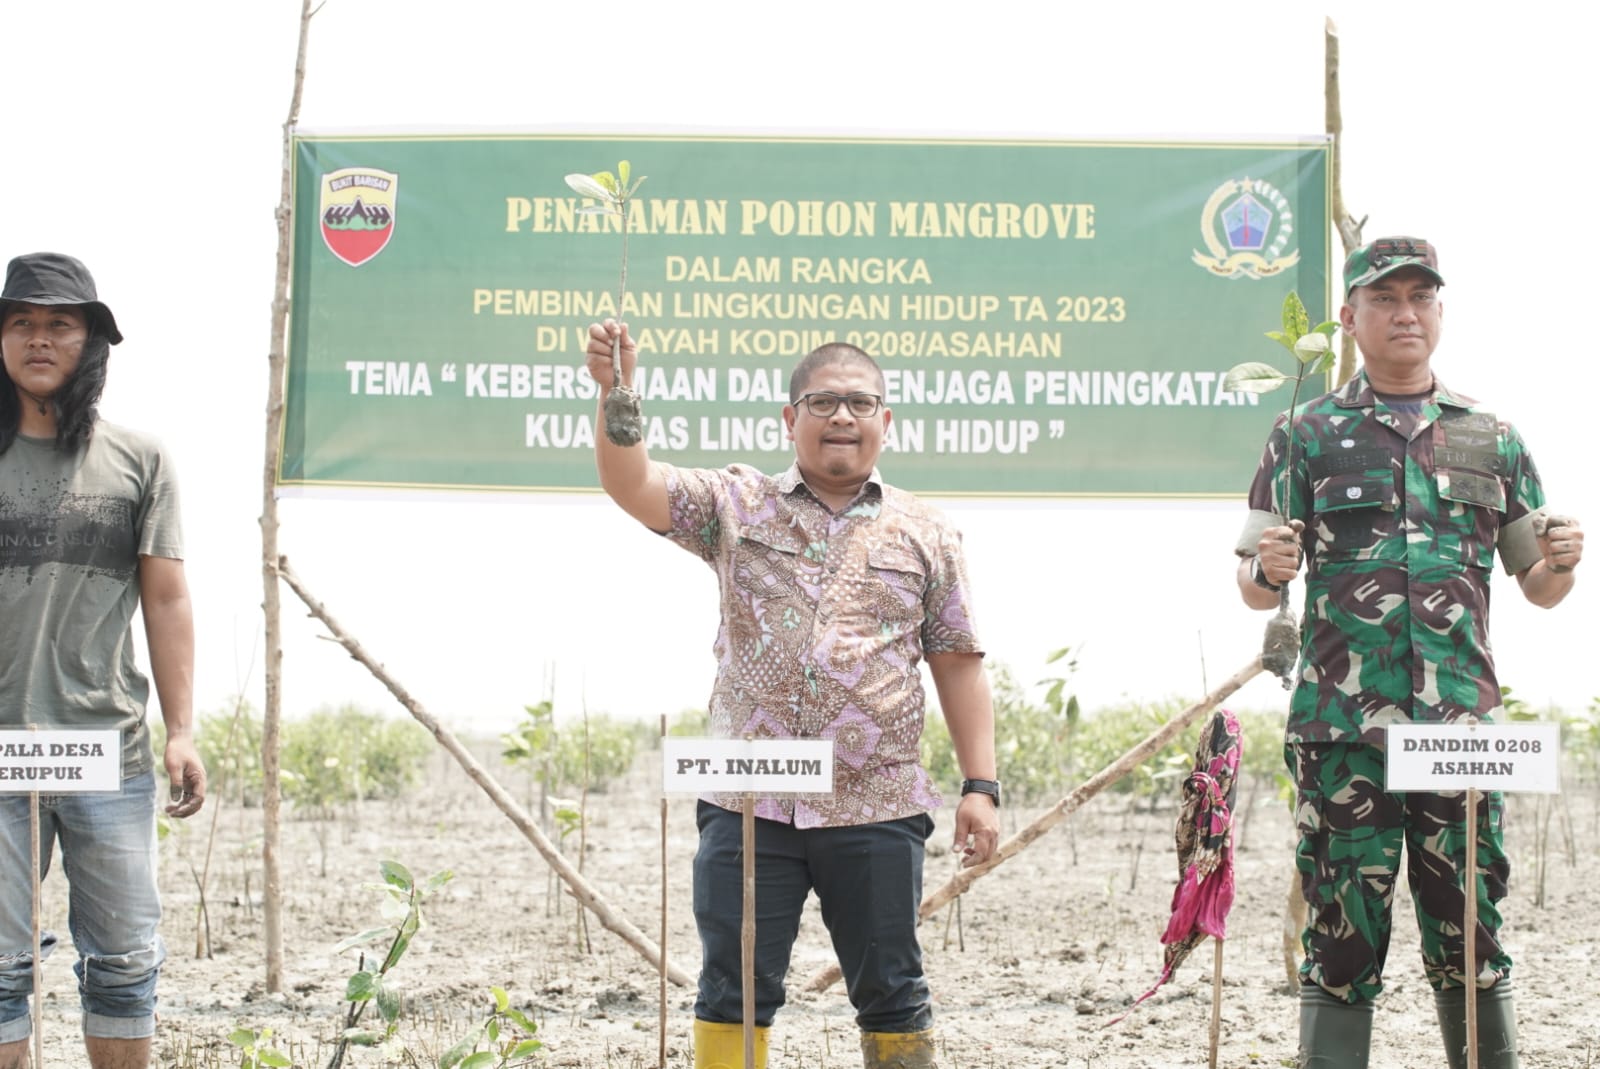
[{"left": 1110, "top": 708, "right": 1242, "bottom": 1024}]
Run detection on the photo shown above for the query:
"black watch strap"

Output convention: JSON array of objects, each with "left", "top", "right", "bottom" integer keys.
[
  {"left": 1251, "top": 555, "right": 1282, "bottom": 592},
  {"left": 960, "top": 778, "right": 1001, "bottom": 807}
]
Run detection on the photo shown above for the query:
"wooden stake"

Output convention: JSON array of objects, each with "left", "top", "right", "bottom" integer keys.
[
  {"left": 742, "top": 794, "right": 756, "bottom": 1069},
  {"left": 659, "top": 714, "right": 668, "bottom": 1069},
  {"left": 1465, "top": 787, "right": 1480, "bottom": 1069},
  {"left": 1208, "top": 938, "right": 1224, "bottom": 1069},
  {"left": 31, "top": 785, "right": 44, "bottom": 1069}
]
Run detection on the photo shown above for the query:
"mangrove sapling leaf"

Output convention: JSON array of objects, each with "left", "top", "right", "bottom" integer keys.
[
  {"left": 229, "top": 1026, "right": 292, "bottom": 1069},
  {"left": 345, "top": 970, "right": 379, "bottom": 1001},
  {"left": 334, "top": 926, "right": 391, "bottom": 953},
  {"left": 380, "top": 859, "right": 415, "bottom": 892},
  {"left": 375, "top": 981, "right": 402, "bottom": 1024}
]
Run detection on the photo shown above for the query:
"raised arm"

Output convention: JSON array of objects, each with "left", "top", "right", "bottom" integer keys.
[{"left": 586, "top": 319, "right": 670, "bottom": 532}]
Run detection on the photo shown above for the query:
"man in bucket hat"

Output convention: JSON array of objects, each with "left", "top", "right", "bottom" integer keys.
[
  {"left": 0, "top": 252, "right": 205, "bottom": 1069},
  {"left": 1234, "top": 236, "right": 1583, "bottom": 1068}
]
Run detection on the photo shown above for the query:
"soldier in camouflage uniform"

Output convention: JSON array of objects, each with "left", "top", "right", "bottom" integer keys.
[{"left": 1235, "top": 237, "right": 1584, "bottom": 1069}]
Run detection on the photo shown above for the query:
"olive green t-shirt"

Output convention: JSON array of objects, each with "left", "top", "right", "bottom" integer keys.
[{"left": 0, "top": 422, "right": 184, "bottom": 776}]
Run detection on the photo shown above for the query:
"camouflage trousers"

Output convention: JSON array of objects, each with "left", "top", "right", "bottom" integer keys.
[{"left": 1287, "top": 742, "right": 1512, "bottom": 1004}]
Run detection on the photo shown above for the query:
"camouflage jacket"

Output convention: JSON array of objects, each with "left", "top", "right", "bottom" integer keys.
[{"left": 1237, "top": 372, "right": 1547, "bottom": 743}]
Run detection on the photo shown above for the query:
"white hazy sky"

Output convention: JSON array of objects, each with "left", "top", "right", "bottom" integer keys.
[{"left": 7, "top": 2, "right": 1596, "bottom": 737}]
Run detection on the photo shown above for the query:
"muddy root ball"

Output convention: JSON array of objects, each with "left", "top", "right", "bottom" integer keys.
[
  {"left": 1261, "top": 608, "right": 1301, "bottom": 689},
  {"left": 604, "top": 385, "right": 644, "bottom": 447}
]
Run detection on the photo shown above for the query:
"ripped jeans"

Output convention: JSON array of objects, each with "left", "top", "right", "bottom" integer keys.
[{"left": 0, "top": 770, "right": 166, "bottom": 1042}]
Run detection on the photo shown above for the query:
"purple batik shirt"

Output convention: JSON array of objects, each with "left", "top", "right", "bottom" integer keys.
[{"left": 662, "top": 462, "right": 984, "bottom": 828}]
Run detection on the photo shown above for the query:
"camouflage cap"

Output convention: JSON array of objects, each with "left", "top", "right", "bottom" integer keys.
[
  {"left": 0, "top": 252, "right": 123, "bottom": 345},
  {"left": 1342, "top": 236, "right": 1444, "bottom": 297}
]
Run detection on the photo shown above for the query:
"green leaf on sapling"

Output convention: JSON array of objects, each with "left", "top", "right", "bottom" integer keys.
[
  {"left": 1264, "top": 330, "right": 1295, "bottom": 354},
  {"left": 591, "top": 171, "right": 620, "bottom": 197},
  {"left": 375, "top": 980, "right": 402, "bottom": 1024},
  {"left": 617, "top": 160, "right": 631, "bottom": 186},
  {"left": 440, "top": 1034, "right": 478, "bottom": 1069},
  {"left": 334, "top": 927, "right": 392, "bottom": 954},
  {"left": 1223, "top": 362, "right": 1290, "bottom": 394},
  {"left": 1282, "top": 292, "right": 1310, "bottom": 341},
  {"left": 565, "top": 173, "right": 615, "bottom": 202},
  {"left": 493, "top": 985, "right": 510, "bottom": 1012},
  {"left": 346, "top": 971, "right": 379, "bottom": 1001},
  {"left": 379, "top": 860, "right": 414, "bottom": 893},
  {"left": 461, "top": 1052, "right": 496, "bottom": 1069},
  {"left": 1293, "top": 333, "right": 1330, "bottom": 364}
]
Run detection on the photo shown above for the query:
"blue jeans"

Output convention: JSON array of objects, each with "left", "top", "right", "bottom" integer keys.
[
  {"left": 692, "top": 801, "right": 934, "bottom": 1033},
  {"left": 0, "top": 770, "right": 166, "bottom": 1042}
]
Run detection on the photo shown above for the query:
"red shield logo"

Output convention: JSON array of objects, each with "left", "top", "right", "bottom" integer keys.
[{"left": 319, "top": 167, "right": 399, "bottom": 267}]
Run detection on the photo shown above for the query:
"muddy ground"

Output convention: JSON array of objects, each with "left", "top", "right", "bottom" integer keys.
[{"left": 19, "top": 743, "right": 1600, "bottom": 1068}]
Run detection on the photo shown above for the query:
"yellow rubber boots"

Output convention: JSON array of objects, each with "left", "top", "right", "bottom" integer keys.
[
  {"left": 693, "top": 1020, "right": 770, "bottom": 1069},
  {"left": 861, "top": 1029, "right": 937, "bottom": 1069}
]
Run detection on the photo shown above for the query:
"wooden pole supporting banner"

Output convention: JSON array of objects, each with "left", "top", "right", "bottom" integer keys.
[{"left": 1465, "top": 787, "right": 1480, "bottom": 1069}]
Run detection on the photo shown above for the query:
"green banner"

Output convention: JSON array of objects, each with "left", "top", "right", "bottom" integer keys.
[{"left": 283, "top": 133, "right": 1329, "bottom": 497}]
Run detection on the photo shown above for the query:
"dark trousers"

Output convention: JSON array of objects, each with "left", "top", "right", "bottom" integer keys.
[{"left": 692, "top": 801, "right": 934, "bottom": 1032}]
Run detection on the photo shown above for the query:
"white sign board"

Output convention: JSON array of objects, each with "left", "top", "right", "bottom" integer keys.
[
  {"left": 663, "top": 738, "right": 835, "bottom": 795},
  {"left": 1386, "top": 722, "right": 1560, "bottom": 794},
  {"left": 0, "top": 730, "right": 122, "bottom": 793}
]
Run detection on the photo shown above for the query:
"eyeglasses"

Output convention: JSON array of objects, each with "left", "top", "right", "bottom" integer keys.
[{"left": 795, "top": 391, "right": 883, "bottom": 418}]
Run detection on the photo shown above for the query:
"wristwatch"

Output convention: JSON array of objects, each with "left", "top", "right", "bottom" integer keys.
[
  {"left": 1251, "top": 555, "right": 1282, "bottom": 592},
  {"left": 960, "top": 778, "right": 1002, "bottom": 807}
]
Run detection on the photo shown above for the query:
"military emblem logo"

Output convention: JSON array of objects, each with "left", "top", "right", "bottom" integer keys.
[
  {"left": 319, "top": 167, "right": 399, "bottom": 267},
  {"left": 1192, "top": 178, "right": 1299, "bottom": 280}
]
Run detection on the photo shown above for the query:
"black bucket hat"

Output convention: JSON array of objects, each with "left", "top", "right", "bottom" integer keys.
[{"left": 0, "top": 252, "right": 123, "bottom": 345}]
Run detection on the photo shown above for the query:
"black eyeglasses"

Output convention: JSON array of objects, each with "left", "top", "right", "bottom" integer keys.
[{"left": 795, "top": 392, "right": 883, "bottom": 418}]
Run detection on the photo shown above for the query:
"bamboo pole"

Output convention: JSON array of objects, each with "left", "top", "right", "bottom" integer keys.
[
  {"left": 803, "top": 655, "right": 1265, "bottom": 992},
  {"left": 259, "top": 0, "right": 321, "bottom": 994},
  {"left": 1325, "top": 16, "right": 1365, "bottom": 388},
  {"left": 276, "top": 556, "right": 693, "bottom": 986}
]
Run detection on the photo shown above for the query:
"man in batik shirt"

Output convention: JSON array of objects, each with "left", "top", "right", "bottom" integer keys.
[
  {"left": 584, "top": 320, "right": 999, "bottom": 1069},
  {"left": 1235, "top": 237, "right": 1583, "bottom": 1069}
]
